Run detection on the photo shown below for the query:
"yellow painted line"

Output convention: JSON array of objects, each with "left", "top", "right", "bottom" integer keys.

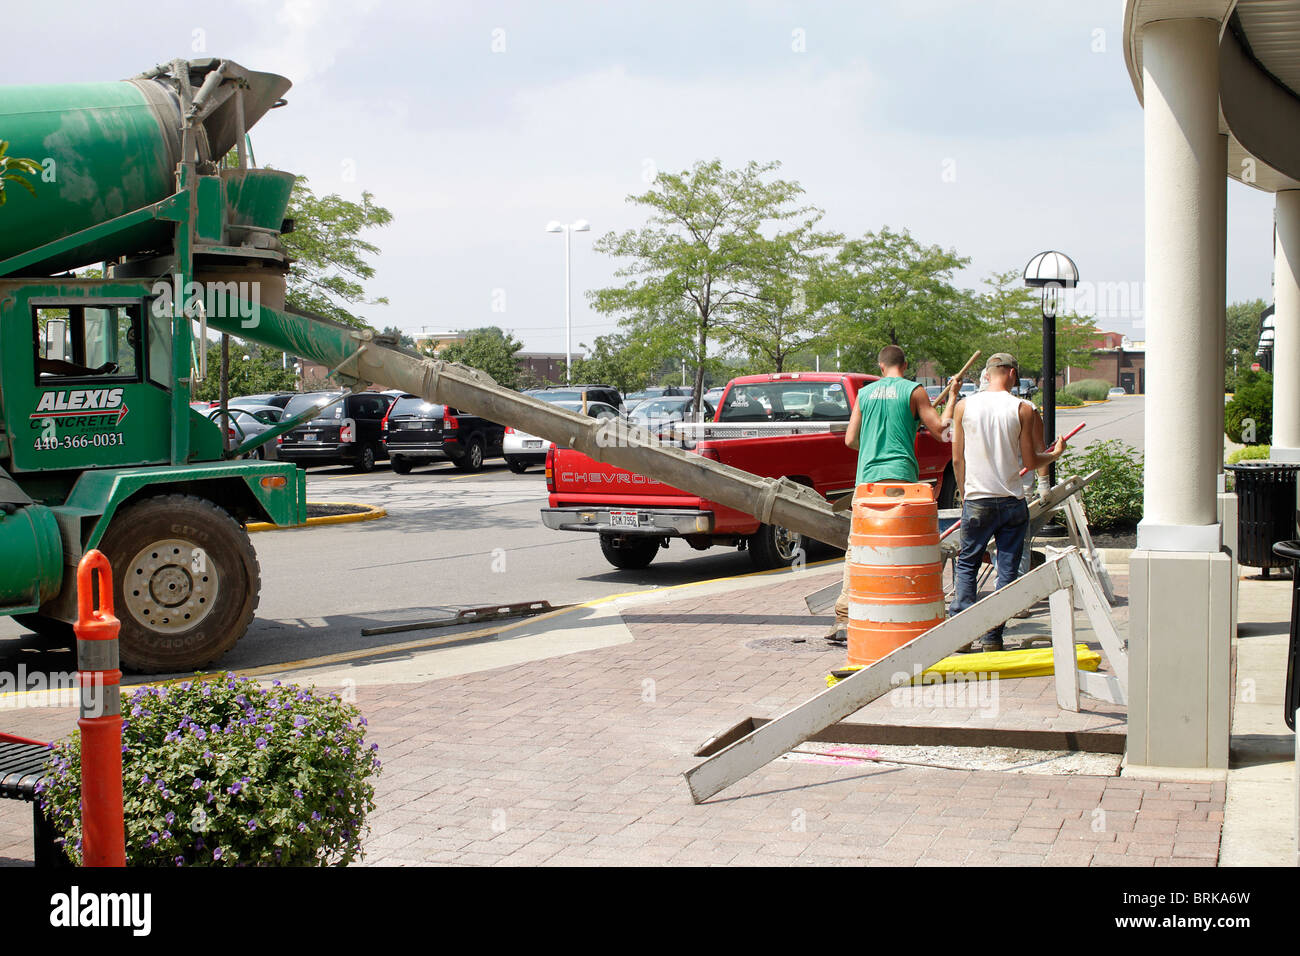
[{"left": 247, "top": 502, "right": 387, "bottom": 533}]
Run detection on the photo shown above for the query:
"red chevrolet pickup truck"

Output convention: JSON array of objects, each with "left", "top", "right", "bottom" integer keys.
[{"left": 541, "top": 372, "right": 954, "bottom": 570}]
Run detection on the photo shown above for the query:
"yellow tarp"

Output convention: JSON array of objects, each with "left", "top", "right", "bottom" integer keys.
[{"left": 826, "top": 644, "right": 1102, "bottom": 687}]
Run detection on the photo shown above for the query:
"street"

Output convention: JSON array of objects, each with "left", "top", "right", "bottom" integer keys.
[{"left": 0, "top": 394, "right": 1144, "bottom": 679}]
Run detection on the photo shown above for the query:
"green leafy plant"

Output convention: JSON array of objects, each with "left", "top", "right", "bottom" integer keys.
[
  {"left": 1034, "top": 391, "right": 1083, "bottom": 408},
  {"left": 1060, "top": 378, "right": 1112, "bottom": 402},
  {"left": 0, "top": 140, "right": 41, "bottom": 207},
  {"left": 38, "top": 674, "right": 381, "bottom": 866},
  {"left": 1225, "top": 370, "right": 1272, "bottom": 445},
  {"left": 1057, "top": 439, "right": 1144, "bottom": 531},
  {"left": 1226, "top": 444, "right": 1271, "bottom": 465}
]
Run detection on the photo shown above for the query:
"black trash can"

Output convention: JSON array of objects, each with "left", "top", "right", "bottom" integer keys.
[
  {"left": 1271, "top": 539, "right": 1300, "bottom": 732},
  {"left": 1227, "top": 462, "right": 1300, "bottom": 576}
]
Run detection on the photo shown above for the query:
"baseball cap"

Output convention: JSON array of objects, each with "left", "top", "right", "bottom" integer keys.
[{"left": 985, "top": 353, "right": 1018, "bottom": 370}]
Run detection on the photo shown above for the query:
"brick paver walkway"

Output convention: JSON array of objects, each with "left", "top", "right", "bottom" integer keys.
[{"left": 0, "top": 567, "right": 1223, "bottom": 866}]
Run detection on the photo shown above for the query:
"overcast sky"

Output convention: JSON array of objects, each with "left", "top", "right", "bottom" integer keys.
[{"left": 2, "top": 0, "right": 1278, "bottom": 355}]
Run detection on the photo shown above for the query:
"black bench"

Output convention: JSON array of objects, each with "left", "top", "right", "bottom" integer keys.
[{"left": 0, "top": 732, "right": 61, "bottom": 866}]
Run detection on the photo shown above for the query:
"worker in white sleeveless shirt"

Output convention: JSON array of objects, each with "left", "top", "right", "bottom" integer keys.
[{"left": 949, "top": 353, "right": 1066, "bottom": 651}]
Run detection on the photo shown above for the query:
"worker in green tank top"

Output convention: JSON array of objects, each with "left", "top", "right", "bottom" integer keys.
[{"left": 827, "top": 345, "right": 958, "bottom": 645}]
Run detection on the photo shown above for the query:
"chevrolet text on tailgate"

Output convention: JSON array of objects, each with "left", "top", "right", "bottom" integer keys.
[{"left": 541, "top": 372, "right": 954, "bottom": 570}]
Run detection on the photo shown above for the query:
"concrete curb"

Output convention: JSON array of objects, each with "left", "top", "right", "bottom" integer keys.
[{"left": 246, "top": 501, "right": 387, "bottom": 533}]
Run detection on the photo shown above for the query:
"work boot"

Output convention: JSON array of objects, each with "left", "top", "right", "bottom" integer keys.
[{"left": 824, "top": 620, "right": 848, "bottom": 646}]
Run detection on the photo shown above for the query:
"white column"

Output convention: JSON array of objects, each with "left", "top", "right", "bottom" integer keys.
[
  {"left": 1273, "top": 190, "right": 1300, "bottom": 462},
  {"left": 1129, "top": 17, "right": 1232, "bottom": 772},
  {"left": 1216, "top": 134, "right": 1228, "bottom": 487},
  {"left": 1138, "top": 17, "right": 1223, "bottom": 552}
]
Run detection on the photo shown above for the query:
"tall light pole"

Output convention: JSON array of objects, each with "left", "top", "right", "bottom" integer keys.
[
  {"left": 1023, "top": 250, "right": 1079, "bottom": 486},
  {"left": 545, "top": 219, "right": 590, "bottom": 384}
]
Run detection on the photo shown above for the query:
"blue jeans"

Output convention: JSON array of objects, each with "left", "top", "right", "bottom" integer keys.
[{"left": 948, "top": 496, "right": 1029, "bottom": 644}]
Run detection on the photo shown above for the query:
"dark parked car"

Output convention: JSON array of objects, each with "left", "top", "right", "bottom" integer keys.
[
  {"left": 382, "top": 395, "right": 505, "bottom": 473},
  {"left": 526, "top": 384, "right": 623, "bottom": 412},
  {"left": 277, "top": 390, "right": 396, "bottom": 472}
]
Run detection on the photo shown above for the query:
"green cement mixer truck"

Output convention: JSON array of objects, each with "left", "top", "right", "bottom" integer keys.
[{"left": 0, "top": 57, "right": 854, "bottom": 673}]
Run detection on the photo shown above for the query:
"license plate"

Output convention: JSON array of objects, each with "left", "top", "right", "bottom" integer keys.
[
  {"left": 609, "top": 511, "right": 640, "bottom": 528},
  {"left": 302, "top": 433, "right": 319, "bottom": 441},
  {"left": 524, "top": 440, "right": 542, "bottom": 448}
]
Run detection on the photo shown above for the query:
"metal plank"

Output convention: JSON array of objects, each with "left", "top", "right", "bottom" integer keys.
[
  {"left": 1049, "top": 587, "right": 1079, "bottom": 712},
  {"left": 1078, "top": 669, "right": 1126, "bottom": 706},
  {"left": 683, "top": 551, "right": 1077, "bottom": 803},
  {"left": 1067, "top": 552, "right": 1129, "bottom": 695}
]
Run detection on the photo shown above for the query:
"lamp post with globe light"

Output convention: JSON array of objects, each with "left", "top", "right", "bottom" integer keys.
[
  {"left": 545, "top": 219, "right": 590, "bottom": 384},
  {"left": 1023, "top": 250, "right": 1079, "bottom": 485}
]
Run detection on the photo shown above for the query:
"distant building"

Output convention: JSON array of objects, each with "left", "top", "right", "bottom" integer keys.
[
  {"left": 1059, "top": 331, "right": 1146, "bottom": 394},
  {"left": 517, "top": 352, "right": 567, "bottom": 384}
]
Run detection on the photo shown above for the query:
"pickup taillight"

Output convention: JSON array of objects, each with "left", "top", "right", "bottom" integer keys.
[
  {"left": 545, "top": 444, "right": 556, "bottom": 492},
  {"left": 696, "top": 446, "right": 720, "bottom": 461},
  {"left": 504, "top": 426, "right": 514, "bottom": 434}
]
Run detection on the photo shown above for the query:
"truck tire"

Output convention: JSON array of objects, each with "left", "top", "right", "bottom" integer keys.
[
  {"left": 599, "top": 534, "right": 659, "bottom": 570},
  {"left": 390, "top": 456, "right": 413, "bottom": 474},
  {"left": 748, "top": 522, "right": 806, "bottom": 570},
  {"left": 453, "top": 436, "right": 485, "bottom": 472},
  {"left": 938, "top": 462, "right": 959, "bottom": 510},
  {"left": 97, "top": 494, "right": 260, "bottom": 673}
]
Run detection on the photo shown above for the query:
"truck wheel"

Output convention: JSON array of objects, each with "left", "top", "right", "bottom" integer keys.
[
  {"left": 938, "top": 462, "right": 959, "bottom": 510},
  {"left": 97, "top": 494, "right": 260, "bottom": 673},
  {"left": 454, "top": 436, "right": 485, "bottom": 472},
  {"left": 748, "top": 522, "right": 806, "bottom": 570},
  {"left": 599, "top": 534, "right": 659, "bottom": 570},
  {"left": 506, "top": 457, "right": 529, "bottom": 474},
  {"left": 390, "top": 456, "right": 413, "bottom": 475}
]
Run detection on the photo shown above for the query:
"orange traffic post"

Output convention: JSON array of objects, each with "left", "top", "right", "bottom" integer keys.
[
  {"left": 75, "top": 550, "right": 126, "bottom": 867},
  {"left": 845, "top": 483, "right": 946, "bottom": 667}
]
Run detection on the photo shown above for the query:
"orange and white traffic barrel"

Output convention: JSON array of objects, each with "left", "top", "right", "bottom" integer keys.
[{"left": 845, "top": 482, "right": 945, "bottom": 667}]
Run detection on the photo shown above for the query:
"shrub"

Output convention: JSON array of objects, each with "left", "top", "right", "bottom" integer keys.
[
  {"left": 1060, "top": 378, "right": 1112, "bottom": 402},
  {"left": 1033, "top": 391, "right": 1083, "bottom": 408},
  {"left": 1225, "top": 370, "right": 1272, "bottom": 444},
  {"left": 1056, "top": 438, "right": 1144, "bottom": 531},
  {"left": 1226, "top": 445, "right": 1271, "bottom": 465},
  {"left": 38, "top": 674, "right": 381, "bottom": 866}
]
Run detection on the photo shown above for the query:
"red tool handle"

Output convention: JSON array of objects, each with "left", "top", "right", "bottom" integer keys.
[{"left": 1019, "top": 421, "right": 1086, "bottom": 476}]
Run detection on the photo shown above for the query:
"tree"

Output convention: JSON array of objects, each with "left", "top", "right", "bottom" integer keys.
[
  {"left": 380, "top": 326, "right": 416, "bottom": 349},
  {"left": 974, "top": 268, "right": 1098, "bottom": 381},
  {"left": 818, "top": 227, "right": 978, "bottom": 376},
  {"left": 589, "top": 159, "right": 817, "bottom": 410},
  {"left": 191, "top": 342, "right": 296, "bottom": 402},
  {"left": 717, "top": 221, "right": 842, "bottom": 371},
  {"left": 433, "top": 327, "right": 525, "bottom": 390},
  {"left": 281, "top": 179, "right": 393, "bottom": 328},
  {"left": 0, "top": 140, "right": 40, "bottom": 207},
  {"left": 569, "top": 331, "right": 659, "bottom": 394},
  {"left": 1225, "top": 298, "right": 1267, "bottom": 391}
]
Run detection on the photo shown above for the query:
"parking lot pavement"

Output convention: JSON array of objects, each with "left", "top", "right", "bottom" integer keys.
[
  {"left": 0, "top": 458, "right": 836, "bottom": 677},
  {"left": 1054, "top": 395, "right": 1143, "bottom": 453}
]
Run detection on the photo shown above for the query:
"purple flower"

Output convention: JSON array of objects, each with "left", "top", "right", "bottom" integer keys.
[
  {"left": 192, "top": 778, "right": 202, "bottom": 790},
  {"left": 174, "top": 855, "right": 185, "bottom": 867},
  {"left": 165, "top": 812, "right": 175, "bottom": 825},
  {"left": 255, "top": 737, "right": 267, "bottom": 750},
  {"left": 247, "top": 819, "right": 258, "bottom": 831},
  {"left": 298, "top": 823, "right": 307, "bottom": 833},
  {"left": 293, "top": 789, "right": 303, "bottom": 799},
  {"left": 213, "top": 847, "right": 223, "bottom": 860},
  {"left": 228, "top": 782, "right": 243, "bottom": 795},
  {"left": 294, "top": 715, "right": 309, "bottom": 728}
]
